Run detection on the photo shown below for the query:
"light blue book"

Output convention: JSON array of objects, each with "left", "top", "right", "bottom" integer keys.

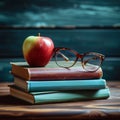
[
  {"left": 14, "top": 77, "right": 107, "bottom": 92},
  {"left": 10, "top": 86, "right": 110, "bottom": 104}
]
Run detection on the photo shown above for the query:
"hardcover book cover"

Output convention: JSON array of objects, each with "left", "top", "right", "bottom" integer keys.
[
  {"left": 14, "top": 77, "right": 107, "bottom": 92},
  {"left": 10, "top": 85, "right": 110, "bottom": 104},
  {"left": 10, "top": 61, "right": 103, "bottom": 80}
]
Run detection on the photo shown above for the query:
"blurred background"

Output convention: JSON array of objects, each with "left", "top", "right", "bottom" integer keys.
[{"left": 0, "top": 0, "right": 120, "bottom": 82}]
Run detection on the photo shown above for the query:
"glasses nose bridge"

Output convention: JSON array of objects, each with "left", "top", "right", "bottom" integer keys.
[
  {"left": 77, "top": 53, "right": 83, "bottom": 59},
  {"left": 101, "top": 55, "right": 105, "bottom": 60}
]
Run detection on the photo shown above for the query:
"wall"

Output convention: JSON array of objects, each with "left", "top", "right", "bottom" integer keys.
[{"left": 0, "top": 0, "right": 120, "bottom": 82}]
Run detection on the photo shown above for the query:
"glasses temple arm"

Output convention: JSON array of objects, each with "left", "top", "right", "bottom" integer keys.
[{"left": 57, "top": 51, "right": 69, "bottom": 61}]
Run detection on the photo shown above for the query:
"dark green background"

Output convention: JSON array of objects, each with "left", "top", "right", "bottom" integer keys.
[{"left": 0, "top": 0, "right": 120, "bottom": 82}]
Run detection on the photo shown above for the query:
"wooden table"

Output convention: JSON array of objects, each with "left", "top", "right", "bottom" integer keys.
[{"left": 0, "top": 82, "right": 120, "bottom": 120}]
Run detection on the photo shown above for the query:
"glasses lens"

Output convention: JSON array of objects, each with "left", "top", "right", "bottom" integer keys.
[
  {"left": 82, "top": 53, "right": 101, "bottom": 71},
  {"left": 55, "top": 49, "right": 76, "bottom": 68}
]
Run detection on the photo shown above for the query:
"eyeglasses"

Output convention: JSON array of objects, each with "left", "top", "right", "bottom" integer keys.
[{"left": 53, "top": 47, "right": 105, "bottom": 72}]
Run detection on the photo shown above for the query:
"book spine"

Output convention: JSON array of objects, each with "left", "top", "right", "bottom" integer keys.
[
  {"left": 33, "top": 88, "right": 110, "bottom": 104},
  {"left": 11, "top": 62, "right": 103, "bottom": 80},
  {"left": 27, "top": 79, "right": 106, "bottom": 92},
  {"left": 30, "top": 68, "right": 103, "bottom": 80},
  {"left": 11, "top": 63, "right": 103, "bottom": 80}
]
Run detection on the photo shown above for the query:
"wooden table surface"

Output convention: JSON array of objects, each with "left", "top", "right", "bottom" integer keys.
[{"left": 0, "top": 81, "right": 120, "bottom": 120}]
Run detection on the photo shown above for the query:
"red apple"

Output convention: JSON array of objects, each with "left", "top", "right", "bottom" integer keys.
[{"left": 22, "top": 33, "right": 54, "bottom": 67}]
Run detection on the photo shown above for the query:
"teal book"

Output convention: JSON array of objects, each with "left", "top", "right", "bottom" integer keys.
[
  {"left": 10, "top": 85, "right": 110, "bottom": 104},
  {"left": 14, "top": 77, "right": 107, "bottom": 92}
]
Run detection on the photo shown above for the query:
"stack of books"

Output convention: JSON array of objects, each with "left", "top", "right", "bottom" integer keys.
[{"left": 9, "top": 61, "right": 110, "bottom": 104}]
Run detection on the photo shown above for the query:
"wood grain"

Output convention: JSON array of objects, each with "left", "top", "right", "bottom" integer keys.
[{"left": 0, "top": 82, "right": 120, "bottom": 120}]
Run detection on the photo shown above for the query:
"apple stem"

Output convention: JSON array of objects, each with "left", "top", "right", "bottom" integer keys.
[{"left": 38, "top": 33, "right": 40, "bottom": 37}]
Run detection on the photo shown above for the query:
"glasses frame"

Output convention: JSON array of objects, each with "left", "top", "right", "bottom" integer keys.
[{"left": 53, "top": 47, "right": 105, "bottom": 72}]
